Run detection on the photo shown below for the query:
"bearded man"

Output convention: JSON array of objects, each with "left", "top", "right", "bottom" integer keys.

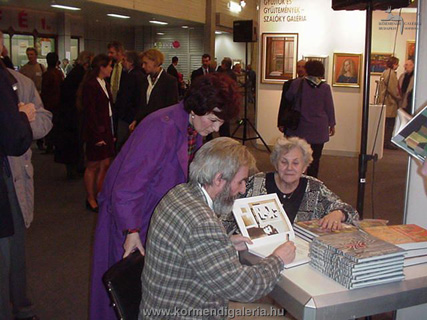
[{"left": 139, "top": 137, "right": 296, "bottom": 319}]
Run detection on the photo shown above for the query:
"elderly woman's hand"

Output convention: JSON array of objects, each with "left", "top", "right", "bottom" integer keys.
[{"left": 319, "top": 210, "right": 345, "bottom": 231}]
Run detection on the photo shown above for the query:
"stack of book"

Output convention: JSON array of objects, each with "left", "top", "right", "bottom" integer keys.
[
  {"left": 363, "top": 224, "right": 427, "bottom": 267},
  {"left": 309, "top": 231, "right": 406, "bottom": 289},
  {"left": 294, "top": 220, "right": 358, "bottom": 242}
]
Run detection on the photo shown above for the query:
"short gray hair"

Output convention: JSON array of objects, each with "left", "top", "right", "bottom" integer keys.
[
  {"left": 190, "top": 137, "right": 257, "bottom": 186},
  {"left": 270, "top": 136, "right": 313, "bottom": 169}
]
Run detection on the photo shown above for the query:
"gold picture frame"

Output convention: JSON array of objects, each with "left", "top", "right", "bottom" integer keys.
[
  {"left": 261, "top": 33, "right": 298, "bottom": 84},
  {"left": 332, "top": 52, "right": 363, "bottom": 88},
  {"left": 406, "top": 40, "right": 415, "bottom": 61}
]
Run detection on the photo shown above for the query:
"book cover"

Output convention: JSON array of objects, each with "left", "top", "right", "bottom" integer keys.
[
  {"left": 392, "top": 104, "right": 427, "bottom": 161},
  {"left": 232, "top": 194, "right": 310, "bottom": 268},
  {"left": 294, "top": 219, "right": 358, "bottom": 239},
  {"left": 363, "top": 224, "right": 427, "bottom": 250},
  {"left": 312, "top": 231, "right": 405, "bottom": 263}
]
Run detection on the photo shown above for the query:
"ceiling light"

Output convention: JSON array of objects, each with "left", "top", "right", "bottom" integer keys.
[
  {"left": 149, "top": 20, "right": 168, "bottom": 25},
  {"left": 215, "top": 31, "right": 222, "bottom": 35},
  {"left": 107, "top": 14, "right": 130, "bottom": 19},
  {"left": 182, "top": 25, "right": 189, "bottom": 29},
  {"left": 157, "top": 32, "right": 165, "bottom": 35},
  {"left": 240, "top": 1, "right": 246, "bottom": 8},
  {"left": 51, "top": 4, "right": 81, "bottom": 11},
  {"left": 228, "top": 1, "right": 242, "bottom": 13}
]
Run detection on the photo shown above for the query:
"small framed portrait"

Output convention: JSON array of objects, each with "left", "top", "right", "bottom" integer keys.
[
  {"left": 303, "top": 55, "right": 329, "bottom": 81},
  {"left": 261, "top": 33, "right": 298, "bottom": 84},
  {"left": 370, "top": 53, "right": 393, "bottom": 75},
  {"left": 332, "top": 52, "right": 363, "bottom": 88},
  {"left": 406, "top": 40, "right": 416, "bottom": 61}
]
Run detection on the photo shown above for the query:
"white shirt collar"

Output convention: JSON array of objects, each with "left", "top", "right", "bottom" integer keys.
[{"left": 199, "top": 184, "right": 213, "bottom": 210}]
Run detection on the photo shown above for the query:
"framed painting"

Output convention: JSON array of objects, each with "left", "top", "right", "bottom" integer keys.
[
  {"left": 370, "top": 53, "right": 393, "bottom": 75},
  {"left": 261, "top": 33, "right": 298, "bottom": 84},
  {"left": 332, "top": 52, "right": 363, "bottom": 88},
  {"left": 406, "top": 40, "right": 415, "bottom": 61},
  {"left": 303, "top": 55, "right": 329, "bottom": 81}
]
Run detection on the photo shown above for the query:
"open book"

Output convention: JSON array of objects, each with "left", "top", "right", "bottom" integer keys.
[
  {"left": 392, "top": 105, "right": 427, "bottom": 161},
  {"left": 232, "top": 194, "right": 310, "bottom": 269}
]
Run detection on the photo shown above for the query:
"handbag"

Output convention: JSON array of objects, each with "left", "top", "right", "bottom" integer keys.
[{"left": 280, "top": 79, "right": 304, "bottom": 131}]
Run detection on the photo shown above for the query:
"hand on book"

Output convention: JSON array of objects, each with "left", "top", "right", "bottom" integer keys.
[
  {"left": 123, "top": 233, "right": 145, "bottom": 258},
  {"left": 272, "top": 241, "right": 296, "bottom": 265},
  {"left": 230, "top": 234, "right": 253, "bottom": 251},
  {"left": 319, "top": 210, "right": 345, "bottom": 231}
]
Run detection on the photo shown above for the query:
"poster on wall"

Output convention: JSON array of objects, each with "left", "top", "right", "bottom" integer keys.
[
  {"left": 261, "top": 33, "right": 298, "bottom": 84},
  {"left": 303, "top": 55, "right": 328, "bottom": 81},
  {"left": 406, "top": 40, "right": 415, "bottom": 61},
  {"left": 370, "top": 53, "right": 393, "bottom": 75},
  {"left": 332, "top": 53, "right": 363, "bottom": 88}
]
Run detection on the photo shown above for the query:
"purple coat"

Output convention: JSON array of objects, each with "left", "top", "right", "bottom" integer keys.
[
  {"left": 285, "top": 78, "right": 336, "bottom": 144},
  {"left": 89, "top": 102, "right": 202, "bottom": 320}
]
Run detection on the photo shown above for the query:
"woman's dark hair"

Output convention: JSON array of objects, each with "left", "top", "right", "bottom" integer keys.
[
  {"left": 305, "top": 60, "right": 325, "bottom": 78},
  {"left": 386, "top": 56, "right": 399, "bottom": 69},
  {"left": 184, "top": 73, "right": 240, "bottom": 121},
  {"left": 46, "top": 52, "right": 59, "bottom": 68},
  {"left": 87, "top": 54, "right": 111, "bottom": 80}
]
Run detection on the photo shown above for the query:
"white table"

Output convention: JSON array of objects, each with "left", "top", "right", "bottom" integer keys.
[{"left": 241, "top": 252, "right": 427, "bottom": 320}]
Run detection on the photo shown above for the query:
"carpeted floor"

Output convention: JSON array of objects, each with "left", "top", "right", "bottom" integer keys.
[{"left": 25, "top": 131, "right": 408, "bottom": 319}]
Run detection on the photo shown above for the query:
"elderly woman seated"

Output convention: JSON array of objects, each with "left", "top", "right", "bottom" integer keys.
[{"left": 243, "top": 136, "right": 359, "bottom": 230}]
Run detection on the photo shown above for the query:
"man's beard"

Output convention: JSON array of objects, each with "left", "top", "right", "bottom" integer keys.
[{"left": 212, "top": 182, "right": 239, "bottom": 217}]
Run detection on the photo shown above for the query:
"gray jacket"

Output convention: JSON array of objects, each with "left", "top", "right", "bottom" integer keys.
[{"left": 7, "top": 68, "right": 52, "bottom": 227}]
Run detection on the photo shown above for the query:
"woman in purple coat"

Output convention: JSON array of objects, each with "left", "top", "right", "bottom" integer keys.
[
  {"left": 89, "top": 73, "right": 240, "bottom": 320},
  {"left": 285, "top": 60, "right": 336, "bottom": 178},
  {"left": 81, "top": 54, "right": 114, "bottom": 212}
]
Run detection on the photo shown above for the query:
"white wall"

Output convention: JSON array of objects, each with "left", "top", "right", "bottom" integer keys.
[
  {"left": 257, "top": 0, "right": 366, "bottom": 155},
  {"left": 257, "top": 0, "right": 416, "bottom": 156},
  {"left": 215, "top": 33, "right": 246, "bottom": 67}
]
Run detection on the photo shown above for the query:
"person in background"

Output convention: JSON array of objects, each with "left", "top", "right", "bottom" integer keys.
[
  {"left": 191, "top": 53, "right": 215, "bottom": 83},
  {"left": 166, "top": 56, "right": 179, "bottom": 81},
  {"left": 225, "top": 137, "right": 359, "bottom": 235},
  {"left": 115, "top": 50, "right": 144, "bottom": 151},
  {"left": 139, "top": 138, "right": 296, "bottom": 319},
  {"left": 107, "top": 41, "right": 125, "bottom": 105},
  {"left": 19, "top": 47, "right": 45, "bottom": 94},
  {"left": 0, "top": 61, "right": 38, "bottom": 320},
  {"left": 55, "top": 51, "right": 94, "bottom": 179},
  {"left": 89, "top": 73, "right": 241, "bottom": 320},
  {"left": 278, "top": 60, "right": 307, "bottom": 134},
  {"left": 246, "top": 64, "right": 256, "bottom": 103},
  {"left": 285, "top": 60, "right": 335, "bottom": 178},
  {"left": 379, "top": 56, "right": 401, "bottom": 150},
  {"left": 0, "top": 31, "right": 14, "bottom": 69},
  {"left": 130, "top": 48, "right": 178, "bottom": 130},
  {"left": 41, "top": 52, "right": 64, "bottom": 153},
  {"left": 61, "top": 58, "right": 73, "bottom": 76},
  {"left": 398, "top": 59, "right": 415, "bottom": 114},
  {"left": 81, "top": 54, "right": 114, "bottom": 212}
]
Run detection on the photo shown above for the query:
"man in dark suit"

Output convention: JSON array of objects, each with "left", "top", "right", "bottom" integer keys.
[
  {"left": 131, "top": 49, "right": 178, "bottom": 129},
  {"left": 191, "top": 53, "right": 215, "bottom": 83},
  {"left": 167, "top": 56, "right": 179, "bottom": 81},
  {"left": 0, "top": 61, "right": 38, "bottom": 320},
  {"left": 115, "top": 50, "right": 145, "bottom": 150}
]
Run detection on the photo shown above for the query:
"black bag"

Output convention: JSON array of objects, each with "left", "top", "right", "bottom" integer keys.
[
  {"left": 280, "top": 79, "right": 304, "bottom": 131},
  {"left": 102, "top": 250, "right": 145, "bottom": 320}
]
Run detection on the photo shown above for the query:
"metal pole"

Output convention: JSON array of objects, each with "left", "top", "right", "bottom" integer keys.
[{"left": 356, "top": 1, "right": 374, "bottom": 218}]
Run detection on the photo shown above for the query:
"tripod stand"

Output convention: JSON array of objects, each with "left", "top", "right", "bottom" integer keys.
[{"left": 232, "top": 42, "right": 271, "bottom": 153}]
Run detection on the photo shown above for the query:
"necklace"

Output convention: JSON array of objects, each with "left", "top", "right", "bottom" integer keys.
[
  {"left": 274, "top": 172, "right": 298, "bottom": 200},
  {"left": 283, "top": 191, "right": 295, "bottom": 199}
]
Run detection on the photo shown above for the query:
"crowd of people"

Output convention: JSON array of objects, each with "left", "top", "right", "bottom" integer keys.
[{"left": 1, "top": 30, "right": 426, "bottom": 320}]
